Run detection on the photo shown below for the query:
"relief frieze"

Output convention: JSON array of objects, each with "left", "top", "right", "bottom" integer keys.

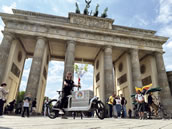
[
  {"left": 7, "top": 22, "right": 162, "bottom": 49},
  {"left": 69, "top": 13, "right": 113, "bottom": 29}
]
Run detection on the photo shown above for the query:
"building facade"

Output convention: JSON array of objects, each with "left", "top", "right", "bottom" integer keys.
[{"left": 0, "top": 9, "right": 171, "bottom": 113}]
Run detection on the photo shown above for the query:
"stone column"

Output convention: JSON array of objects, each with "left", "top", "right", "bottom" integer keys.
[
  {"left": 0, "top": 32, "right": 14, "bottom": 84},
  {"left": 104, "top": 46, "right": 114, "bottom": 103},
  {"left": 126, "top": 52, "right": 135, "bottom": 111},
  {"left": 130, "top": 49, "right": 142, "bottom": 89},
  {"left": 154, "top": 52, "right": 172, "bottom": 107},
  {"left": 25, "top": 37, "right": 47, "bottom": 99},
  {"left": 63, "top": 40, "right": 76, "bottom": 83},
  {"left": 150, "top": 55, "right": 158, "bottom": 88}
]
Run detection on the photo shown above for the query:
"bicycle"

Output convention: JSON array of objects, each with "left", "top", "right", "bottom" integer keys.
[{"left": 46, "top": 90, "right": 105, "bottom": 120}]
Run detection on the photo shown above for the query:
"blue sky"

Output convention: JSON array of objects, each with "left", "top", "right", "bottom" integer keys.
[{"left": 0, "top": 0, "right": 172, "bottom": 98}]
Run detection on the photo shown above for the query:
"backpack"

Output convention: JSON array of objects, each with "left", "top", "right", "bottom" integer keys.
[
  {"left": 113, "top": 99, "right": 116, "bottom": 105},
  {"left": 106, "top": 98, "right": 109, "bottom": 104}
]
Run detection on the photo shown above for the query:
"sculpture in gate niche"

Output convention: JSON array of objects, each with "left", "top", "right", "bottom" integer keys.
[
  {"left": 84, "top": 0, "right": 92, "bottom": 15},
  {"left": 101, "top": 7, "right": 108, "bottom": 18},
  {"left": 75, "top": 2, "right": 80, "bottom": 14},
  {"left": 93, "top": 4, "right": 99, "bottom": 17}
]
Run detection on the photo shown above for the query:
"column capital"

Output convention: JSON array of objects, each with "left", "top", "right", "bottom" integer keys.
[
  {"left": 104, "top": 45, "right": 112, "bottom": 53},
  {"left": 153, "top": 51, "right": 164, "bottom": 55},
  {"left": 2, "top": 31, "right": 15, "bottom": 40},
  {"left": 36, "top": 36, "right": 47, "bottom": 41},
  {"left": 129, "top": 48, "right": 139, "bottom": 54},
  {"left": 67, "top": 40, "right": 76, "bottom": 45},
  {"left": 104, "top": 45, "right": 112, "bottom": 49}
]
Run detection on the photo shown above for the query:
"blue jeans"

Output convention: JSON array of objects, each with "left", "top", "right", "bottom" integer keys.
[
  {"left": 121, "top": 105, "right": 127, "bottom": 118},
  {"left": 108, "top": 104, "right": 113, "bottom": 117},
  {"left": 116, "top": 104, "right": 121, "bottom": 117}
]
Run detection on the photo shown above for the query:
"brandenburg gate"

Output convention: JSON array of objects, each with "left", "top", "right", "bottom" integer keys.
[{"left": 0, "top": 9, "right": 172, "bottom": 113}]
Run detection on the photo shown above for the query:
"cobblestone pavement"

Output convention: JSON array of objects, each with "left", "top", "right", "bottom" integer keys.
[{"left": 0, "top": 115, "right": 172, "bottom": 129}]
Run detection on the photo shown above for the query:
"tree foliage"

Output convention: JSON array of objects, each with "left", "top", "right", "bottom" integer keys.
[{"left": 16, "top": 91, "right": 25, "bottom": 104}]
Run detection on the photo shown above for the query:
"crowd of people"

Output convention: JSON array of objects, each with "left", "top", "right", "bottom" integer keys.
[
  {"left": 107, "top": 93, "right": 128, "bottom": 118},
  {"left": 0, "top": 75, "right": 159, "bottom": 120},
  {"left": 0, "top": 82, "right": 41, "bottom": 117},
  {"left": 107, "top": 89, "right": 159, "bottom": 119}
]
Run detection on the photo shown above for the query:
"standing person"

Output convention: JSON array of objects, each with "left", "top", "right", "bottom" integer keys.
[
  {"left": 0, "top": 83, "right": 9, "bottom": 117},
  {"left": 21, "top": 93, "right": 31, "bottom": 117},
  {"left": 60, "top": 72, "right": 80, "bottom": 119},
  {"left": 128, "top": 109, "right": 132, "bottom": 118},
  {"left": 8, "top": 99, "right": 16, "bottom": 114},
  {"left": 115, "top": 96, "right": 121, "bottom": 118},
  {"left": 148, "top": 92, "right": 158, "bottom": 117},
  {"left": 31, "top": 98, "right": 36, "bottom": 114},
  {"left": 15, "top": 100, "right": 22, "bottom": 114},
  {"left": 135, "top": 90, "right": 145, "bottom": 120},
  {"left": 107, "top": 94, "right": 115, "bottom": 118},
  {"left": 44, "top": 97, "right": 49, "bottom": 117},
  {"left": 120, "top": 94, "right": 127, "bottom": 118}
]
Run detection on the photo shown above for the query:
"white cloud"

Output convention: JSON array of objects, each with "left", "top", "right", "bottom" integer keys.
[
  {"left": 2, "top": 2, "right": 16, "bottom": 14},
  {"left": 156, "top": 0, "right": 172, "bottom": 24},
  {"left": 157, "top": 24, "right": 172, "bottom": 37},
  {"left": 47, "top": 61, "right": 64, "bottom": 83},
  {"left": 20, "top": 80, "right": 27, "bottom": 91},
  {"left": 133, "top": 15, "right": 149, "bottom": 26},
  {"left": 19, "top": 58, "right": 32, "bottom": 91},
  {"left": 166, "top": 41, "right": 172, "bottom": 48},
  {"left": 166, "top": 65, "right": 172, "bottom": 71},
  {"left": 164, "top": 41, "right": 172, "bottom": 49},
  {"left": 0, "top": 24, "right": 3, "bottom": 44},
  {"left": 66, "top": 0, "right": 76, "bottom": 3},
  {"left": 22, "top": 67, "right": 30, "bottom": 79}
]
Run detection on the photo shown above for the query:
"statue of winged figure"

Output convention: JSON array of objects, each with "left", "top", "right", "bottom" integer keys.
[
  {"left": 101, "top": 7, "right": 108, "bottom": 18},
  {"left": 85, "top": 0, "right": 92, "bottom": 8},
  {"left": 75, "top": 2, "right": 80, "bottom": 14},
  {"left": 84, "top": 0, "right": 92, "bottom": 15},
  {"left": 93, "top": 4, "right": 99, "bottom": 17}
]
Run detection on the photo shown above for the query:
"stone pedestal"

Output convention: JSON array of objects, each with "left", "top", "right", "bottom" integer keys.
[
  {"left": 130, "top": 49, "right": 142, "bottom": 88},
  {"left": 104, "top": 46, "right": 114, "bottom": 103},
  {"left": 0, "top": 32, "right": 14, "bottom": 84},
  {"left": 25, "top": 37, "right": 47, "bottom": 99}
]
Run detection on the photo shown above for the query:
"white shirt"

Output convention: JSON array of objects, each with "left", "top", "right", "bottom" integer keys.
[
  {"left": 0, "top": 87, "right": 8, "bottom": 100},
  {"left": 23, "top": 98, "right": 30, "bottom": 107},
  {"left": 115, "top": 98, "right": 121, "bottom": 105},
  {"left": 135, "top": 94, "right": 144, "bottom": 102}
]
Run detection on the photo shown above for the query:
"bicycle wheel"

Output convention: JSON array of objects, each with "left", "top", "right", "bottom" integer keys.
[
  {"left": 95, "top": 101, "right": 105, "bottom": 120},
  {"left": 47, "top": 99, "right": 59, "bottom": 119}
]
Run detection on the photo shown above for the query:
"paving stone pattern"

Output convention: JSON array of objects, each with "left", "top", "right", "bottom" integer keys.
[{"left": 0, "top": 116, "right": 172, "bottom": 129}]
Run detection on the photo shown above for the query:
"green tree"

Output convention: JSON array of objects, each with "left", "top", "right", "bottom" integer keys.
[
  {"left": 16, "top": 91, "right": 25, "bottom": 104},
  {"left": 74, "top": 63, "right": 88, "bottom": 84}
]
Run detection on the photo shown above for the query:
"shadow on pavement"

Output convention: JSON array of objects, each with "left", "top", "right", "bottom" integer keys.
[{"left": 0, "top": 127, "right": 12, "bottom": 129}]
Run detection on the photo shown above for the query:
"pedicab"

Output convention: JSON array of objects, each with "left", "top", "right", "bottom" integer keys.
[{"left": 47, "top": 89, "right": 105, "bottom": 120}]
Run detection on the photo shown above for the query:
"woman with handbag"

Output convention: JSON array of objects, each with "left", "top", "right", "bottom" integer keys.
[{"left": 0, "top": 83, "right": 9, "bottom": 117}]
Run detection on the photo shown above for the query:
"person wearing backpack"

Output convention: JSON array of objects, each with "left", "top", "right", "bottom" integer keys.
[
  {"left": 115, "top": 95, "right": 122, "bottom": 118},
  {"left": 113, "top": 96, "right": 117, "bottom": 117},
  {"left": 135, "top": 90, "right": 145, "bottom": 120},
  {"left": 107, "top": 94, "right": 116, "bottom": 118}
]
